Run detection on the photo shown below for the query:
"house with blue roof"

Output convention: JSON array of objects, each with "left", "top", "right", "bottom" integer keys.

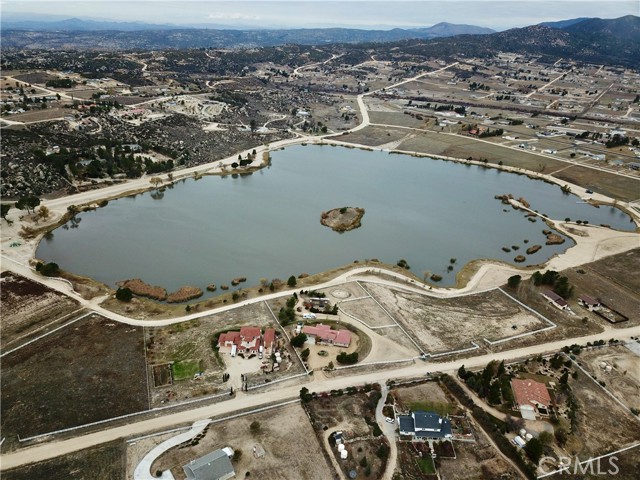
[{"left": 398, "top": 411, "right": 452, "bottom": 440}]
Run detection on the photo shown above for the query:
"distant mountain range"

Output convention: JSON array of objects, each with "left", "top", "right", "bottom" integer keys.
[
  {"left": 0, "top": 17, "right": 495, "bottom": 45},
  {"left": 1, "top": 14, "right": 638, "bottom": 67},
  {"left": 391, "top": 15, "right": 640, "bottom": 67}
]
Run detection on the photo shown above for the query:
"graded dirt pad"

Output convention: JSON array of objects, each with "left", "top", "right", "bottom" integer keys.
[
  {"left": 578, "top": 345, "right": 640, "bottom": 411},
  {"left": 1, "top": 314, "right": 148, "bottom": 442},
  {"left": 8, "top": 108, "right": 68, "bottom": 123},
  {"left": 340, "top": 297, "right": 397, "bottom": 328},
  {"left": 3, "top": 440, "right": 125, "bottom": 480},
  {"left": 150, "top": 404, "right": 335, "bottom": 480},
  {"left": 567, "top": 371, "right": 640, "bottom": 459},
  {"left": 363, "top": 283, "right": 549, "bottom": 353},
  {"left": 0, "top": 271, "right": 80, "bottom": 346},
  {"left": 585, "top": 248, "right": 640, "bottom": 297}
]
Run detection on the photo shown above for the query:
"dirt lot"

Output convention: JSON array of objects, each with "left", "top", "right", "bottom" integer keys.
[
  {"left": 363, "top": 283, "right": 550, "bottom": 353},
  {"left": 566, "top": 367, "right": 640, "bottom": 459},
  {"left": 563, "top": 267, "right": 639, "bottom": 326},
  {"left": 0, "top": 271, "right": 80, "bottom": 347},
  {"left": 4, "top": 440, "right": 125, "bottom": 480},
  {"left": 436, "top": 429, "right": 519, "bottom": 480},
  {"left": 8, "top": 107, "right": 68, "bottom": 123},
  {"left": 340, "top": 297, "right": 398, "bottom": 328},
  {"left": 305, "top": 387, "right": 387, "bottom": 479},
  {"left": 1, "top": 314, "right": 148, "bottom": 445},
  {"left": 577, "top": 345, "right": 640, "bottom": 411},
  {"left": 336, "top": 125, "right": 410, "bottom": 146},
  {"left": 146, "top": 404, "right": 335, "bottom": 480},
  {"left": 586, "top": 248, "right": 640, "bottom": 296}
]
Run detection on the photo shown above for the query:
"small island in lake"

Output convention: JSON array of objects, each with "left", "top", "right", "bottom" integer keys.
[{"left": 321, "top": 207, "right": 365, "bottom": 232}]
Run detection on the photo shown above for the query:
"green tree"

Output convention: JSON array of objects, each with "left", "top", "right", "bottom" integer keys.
[
  {"left": 1, "top": 204, "right": 11, "bottom": 219},
  {"left": 507, "top": 275, "right": 521, "bottom": 288},
  {"left": 250, "top": 420, "right": 261, "bottom": 433},
  {"left": 300, "top": 348, "right": 310, "bottom": 361},
  {"left": 488, "top": 381, "right": 502, "bottom": 405},
  {"left": 116, "top": 287, "right": 133, "bottom": 302},
  {"left": 524, "top": 437, "right": 543, "bottom": 464},
  {"left": 15, "top": 196, "right": 41, "bottom": 214},
  {"left": 39, "top": 262, "right": 60, "bottom": 276},
  {"left": 291, "top": 333, "right": 307, "bottom": 348},
  {"left": 300, "top": 387, "right": 312, "bottom": 402},
  {"left": 287, "top": 275, "right": 297, "bottom": 288}
]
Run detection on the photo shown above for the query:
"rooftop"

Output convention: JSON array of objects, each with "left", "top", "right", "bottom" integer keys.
[
  {"left": 511, "top": 378, "right": 551, "bottom": 409},
  {"left": 183, "top": 448, "right": 235, "bottom": 480}
]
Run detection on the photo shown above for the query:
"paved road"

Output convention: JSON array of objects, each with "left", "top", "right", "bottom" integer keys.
[{"left": 2, "top": 325, "right": 638, "bottom": 470}]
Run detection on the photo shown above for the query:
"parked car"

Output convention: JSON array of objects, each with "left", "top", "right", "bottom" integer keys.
[
  {"left": 385, "top": 417, "right": 395, "bottom": 424},
  {"left": 303, "top": 313, "right": 316, "bottom": 319}
]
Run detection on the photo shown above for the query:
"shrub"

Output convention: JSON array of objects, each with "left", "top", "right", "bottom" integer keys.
[
  {"left": 116, "top": 287, "right": 133, "bottom": 302},
  {"left": 336, "top": 351, "right": 358, "bottom": 365},
  {"left": 39, "top": 262, "right": 60, "bottom": 276}
]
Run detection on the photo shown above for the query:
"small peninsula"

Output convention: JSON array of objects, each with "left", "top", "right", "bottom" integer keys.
[{"left": 320, "top": 207, "right": 365, "bottom": 232}]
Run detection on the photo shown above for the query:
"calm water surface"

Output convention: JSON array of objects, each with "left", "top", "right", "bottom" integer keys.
[{"left": 37, "top": 146, "right": 635, "bottom": 297}]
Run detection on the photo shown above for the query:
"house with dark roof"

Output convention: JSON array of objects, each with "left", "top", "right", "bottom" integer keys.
[
  {"left": 578, "top": 295, "right": 600, "bottom": 311},
  {"left": 183, "top": 448, "right": 235, "bottom": 480},
  {"left": 541, "top": 290, "right": 569, "bottom": 310},
  {"left": 397, "top": 411, "right": 452, "bottom": 440},
  {"left": 511, "top": 378, "right": 552, "bottom": 420}
]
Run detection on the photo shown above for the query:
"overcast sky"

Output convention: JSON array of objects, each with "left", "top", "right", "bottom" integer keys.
[{"left": 2, "top": 0, "right": 638, "bottom": 30}]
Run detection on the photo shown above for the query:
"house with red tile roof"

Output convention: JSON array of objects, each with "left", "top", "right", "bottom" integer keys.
[
  {"left": 511, "top": 378, "right": 552, "bottom": 420},
  {"left": 217, "top": 327, "right": 276, "bottom": 355},
  {"left": 302, "top": 324, "right": 351, "bottom": 348}
]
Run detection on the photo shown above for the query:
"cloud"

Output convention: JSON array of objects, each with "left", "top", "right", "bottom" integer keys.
[{"left": 207, "top": 12, "right": 261, "bottom": 21}]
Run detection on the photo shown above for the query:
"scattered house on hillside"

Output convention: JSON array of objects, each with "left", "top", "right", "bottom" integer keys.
[
  {"left": 217, "top": 327, "right": 277, "bottom": 356},
  {"left": 398, "top": 411, "right": 452, "bottom": 440},
  {"left": 302, "top": 324, "right": 351, "bottom": 348},
  {"left": 183, "top": 447, "right": 235, "bottom": 480},
  {"left": 511, "top": 379, "right": 551, "bottom": 420},
  {"left": 541, "top": 290, "right": 569, "bottom": 310},
  {"left": 578, "top": 294, "right": 600, "bottom": 311}
]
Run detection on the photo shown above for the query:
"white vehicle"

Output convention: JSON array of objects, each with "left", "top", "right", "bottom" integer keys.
[
  {"left": 385, "top": 417, "right": 395, "bottom": 424},
  {"left": 303, "top": 313, "right": 316, "bottom": 319}
]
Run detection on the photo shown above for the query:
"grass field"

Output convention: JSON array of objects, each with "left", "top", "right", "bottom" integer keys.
[{"left": 418, "top": 456, "right": 436, "bottom": 474}]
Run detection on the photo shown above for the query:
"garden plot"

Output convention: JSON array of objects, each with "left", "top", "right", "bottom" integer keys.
[
  {"left": 147, "top": 403, "right": 334, "bottom": 480},
  {"left": 363, "top": 283, "right": 551, "bottom": 354}
]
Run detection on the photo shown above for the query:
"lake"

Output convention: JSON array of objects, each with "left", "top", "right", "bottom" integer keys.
[{"left": 37, "top": 145, "right": 635, "bottom": 298}]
